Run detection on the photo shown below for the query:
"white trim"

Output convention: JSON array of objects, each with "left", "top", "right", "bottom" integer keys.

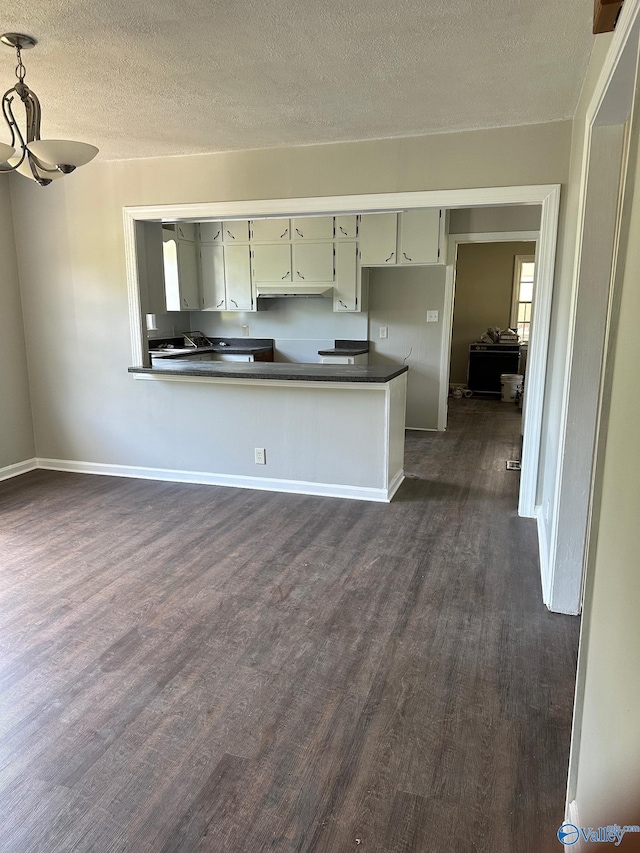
[
  {"left": 35, "top": 458, "right": 402, "bottom": 503},
  {"left": 387, "top": 469, "right": 405, "bottom": 501},
  {"left": 0, "top": 458, "right": 37, "bottom": 482},
  {"left": 535, "top": 504, "right": 552, "bottom": 607}
]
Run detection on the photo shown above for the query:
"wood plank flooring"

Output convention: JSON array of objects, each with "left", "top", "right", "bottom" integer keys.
[{"left": 0, "top": 399, "right": 580, "bottom": 852}]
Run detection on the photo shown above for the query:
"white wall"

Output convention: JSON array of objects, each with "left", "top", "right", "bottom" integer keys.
[
  {"left": 8, "top": 120, "right": 570, "bottom": 482},
  {"left": 568, "top": 109, "right": 640, "bottom": 834},
  {"left": 368, "top": 266, "right": 446, "bottom": 430},
  {"left": 0, "top": 179, "right": 34, "bottom": 473},
  {"left": 449, "top": 205, "right": 541, "bottom": 234}
]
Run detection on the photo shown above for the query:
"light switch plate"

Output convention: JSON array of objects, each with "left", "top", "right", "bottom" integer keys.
[
  {"left": 427, "top": 310, "right": 439, "bottom": 323},
  {"left": 379, "top": 326, "right": 388, "bottom": 339}
]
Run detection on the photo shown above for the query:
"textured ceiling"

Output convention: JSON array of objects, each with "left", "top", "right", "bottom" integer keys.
[{"left": 0, "top": 0, "right": 595, "bottom": 160}]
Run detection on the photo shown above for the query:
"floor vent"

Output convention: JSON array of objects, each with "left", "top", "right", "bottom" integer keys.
[{"left": 506, "top": 460, "right": 521, "bottom": 471}]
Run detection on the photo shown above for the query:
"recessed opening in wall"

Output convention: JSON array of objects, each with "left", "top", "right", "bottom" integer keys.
[{"left": 123, "top": 186, "right": 560, "bottom": 518}]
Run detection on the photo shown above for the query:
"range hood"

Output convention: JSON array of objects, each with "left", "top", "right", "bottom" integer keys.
[{"left": 256, "top": 284, "right": 334, "bottom": 298}]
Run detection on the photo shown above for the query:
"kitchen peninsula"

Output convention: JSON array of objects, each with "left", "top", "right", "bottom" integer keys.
[{"left": 128, "top": 361, "right": 408, "bottom": 502}]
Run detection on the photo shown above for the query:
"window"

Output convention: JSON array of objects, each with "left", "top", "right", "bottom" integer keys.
[{"left": 511, "top": 255, "right": 535, "bottom": 343}]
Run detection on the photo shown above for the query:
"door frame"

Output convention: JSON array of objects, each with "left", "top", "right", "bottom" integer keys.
[{"left": 440, "top": 229, "right": 543, "bottom": 518}]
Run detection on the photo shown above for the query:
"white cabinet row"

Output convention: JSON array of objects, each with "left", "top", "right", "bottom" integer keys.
[
  {"left": 151, "top": 209, "right": 445, "bottom": 315},
  {"left": 199, "top": 241, "right": 365, "bottom": 312},
  {"left": 198, "top": 215, "right": 359, "bottom": 244}
]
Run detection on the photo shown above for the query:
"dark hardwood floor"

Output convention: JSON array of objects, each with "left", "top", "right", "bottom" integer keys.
[{"left": 0, "top": 399, "right": 579, "bottom": 852}]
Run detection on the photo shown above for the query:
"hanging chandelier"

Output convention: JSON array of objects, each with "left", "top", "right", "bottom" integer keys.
[{"left": 0, "top": 33, "right": 98, "bottom": 187}]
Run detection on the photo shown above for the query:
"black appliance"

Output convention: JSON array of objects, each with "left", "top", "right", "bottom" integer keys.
[{"left": 468, "top": 343, "right": 521, "bottom": 395}]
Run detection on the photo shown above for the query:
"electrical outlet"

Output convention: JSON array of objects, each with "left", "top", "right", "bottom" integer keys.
[
  {"left": 379, "top": 326, "right": 388, "bottom": 339},
  {"left": 426, "top": 310, "right": 439, "bottom": 323},
  {"left": 242, "top": 325, "right": 249, "bottom": 337},
  {"left": 255, "top": 447, "right": 266, "bottom": 465}
]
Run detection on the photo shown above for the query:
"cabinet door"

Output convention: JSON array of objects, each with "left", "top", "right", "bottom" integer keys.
[
  {"left": 292, "top": 217, "right": 334, "bottom": 240},
  {"left": 162, "top": 231, "right": 180, "bottom": 311},
  {"left": 398, "top": 209, "right": 441, "bottom": 264},
  {"left": 200, "top": 244, "right": 226, "bottom": 310},
  {"left": 252, "top": 244, "right": 292, "bottom": 281},
  {"left": 334, "top": 215, "right": 358, "bottom": 240},
  {"left": 199, "top": 222, "right": 223, "bottom": 243},
  {"left": 176, "top": 222, "right": 196, "bottom": 242},
  {"left": 223, "top": 220, "right": 250, "bottom": 243},
  {"left": 293, "top": 243, "right": 334, "bottom": 282},
  {"left": 225, "top": 245, "right": 253, "bottom": 310},
  {"left": 250, "top": 219, "right": 290, "bottom": 241},
  {"left": 141, "top": 222, "right": 167, "bottom": 314},
  {"left": 177, "top": 241, "right": 200, "bottom": 309},
  {"left": 358, "top": 213, "right": 398, "bottom": 265},
  {"left": 333, "top": 242, "right": 358, "bottom": 311}
]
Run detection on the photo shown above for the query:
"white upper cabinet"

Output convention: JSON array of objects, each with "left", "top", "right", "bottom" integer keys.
[
  {"left": 177, "top": 242, "right": 200, "bottom": 308},
  {"left": 252, "top": 244, "right": 292, "bottom": 281},
  {"left": 225, "top": 245, "right": 253, "bottom": 310},
  {"left": 398, "top": 209, "right": 442, "bottom": 264},
  {"left": 176, "top": 222, "right": 196, "bottom": 242},
  {"left": 200, "top": 244, "right": 227, "bottom": 310},
  {"left": 250, "top": 219, "right": 291, "bottom": 242},
  {"left": 333, "top": 242, "right": 360, "bottom": 312},
  {"left": 334, "top": 215, "right": 358, "bottom": 240},
  {"left": 223, "top": 220, "right": 250, "bottom": 243},
  {"left": 292, "top": 217, "right": 334, "bottom": 240},
  {"left": 199, "top": 222, "right": 223, "bottom": 243},
  {"left": 358, "top": 213, "right": 398, "bottom": 265},
  {"left": 200, "top": 244, "right": 253, "bottom": 311},
  {"left": 293, "top": 243, "right": 334, "bottom": 282},
  {"left": 162, "top": 230, "right": 199, "bottom": 311}
]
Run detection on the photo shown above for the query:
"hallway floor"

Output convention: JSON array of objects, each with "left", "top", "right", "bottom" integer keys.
[{"left": 0, "top": 398, "right": 579, "bottom": 852}]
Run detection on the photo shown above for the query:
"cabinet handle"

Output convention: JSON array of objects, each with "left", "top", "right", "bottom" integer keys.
[
  {"left": 403, "top": 252, "right": 412, "bottom": 262},
  {"left": 296, "top": 271, "right": 305, "bottom": 279},
  {"left": 282, "top": 271, "right": 290, "bottom": 279},
  {"left": 182, "top": 297, "right": 188, "bottom": 306},
  {"left": 280, "top": 228, "right": 289, "bottom": 238},
  {"left": 226, "top": 230, "right": 235, "bottom": 240},
  {"left": 214, "top": 230, "right": 221, "bottom": 241},
  {"left": 217, "top": 299, "right": 224, "bottom": 308},
  {"left": 385, "top": 252, "right": 395, "bottom": 263},
  {"left": 295, "top": 228, "right": 304, "bottom": 237},
  {"left": 339, "top": 226, "right": 348, "bottom": 236},
  {"left": 339, "top": 300, "right": 347, "bottom": 308},
  {"left": 231, "top": 299, "right": 238, "bottom": 307}
]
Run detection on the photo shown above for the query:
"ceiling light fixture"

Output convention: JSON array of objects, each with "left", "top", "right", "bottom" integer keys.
[{"left": 0, "top": 33, "right": 98, "bottom": 186}]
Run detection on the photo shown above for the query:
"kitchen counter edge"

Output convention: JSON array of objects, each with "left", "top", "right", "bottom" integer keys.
[{"left": 128, "top": 362, "right": 408, "bottom": 383}]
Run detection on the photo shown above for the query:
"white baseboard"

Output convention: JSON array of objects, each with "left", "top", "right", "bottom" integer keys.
[
  {"left": 0, "top": 458, "right": 37, "bottom": 482},
  {"left": 535, "top": 504, "right": 552, "bottom": 608},
  {"left": 36, "top": 457, "right": 400, "bottom": 503},
  {"left": 387, "top": 470, "right": 405, "bottom": 501}
]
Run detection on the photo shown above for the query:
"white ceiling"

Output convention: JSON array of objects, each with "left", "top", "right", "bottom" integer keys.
[{"left": 1, "top": 0, "right": 596, "bottom": 161}]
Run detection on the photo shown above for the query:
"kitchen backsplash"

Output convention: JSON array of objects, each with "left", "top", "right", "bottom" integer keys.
[{"left": 194, "top": 298, "right": 368, "bottom": 363}]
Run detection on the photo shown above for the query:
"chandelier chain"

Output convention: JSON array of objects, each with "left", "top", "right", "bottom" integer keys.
[{"left": 15, "top": 44, "right": 26, "bottom": 83}]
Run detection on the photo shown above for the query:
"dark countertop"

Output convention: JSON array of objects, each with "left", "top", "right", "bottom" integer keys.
[
  {"left": 149, "top": 336, "right": 274, "bottom": 359},
  {"left": 317, "top": 339, "right": 370, "bottom": 356},
  {"left": 129, "top": 362, "right": 408, "bottom": 383}
]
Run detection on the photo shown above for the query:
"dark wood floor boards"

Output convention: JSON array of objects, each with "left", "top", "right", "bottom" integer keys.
[{"left": 0, "top": 399, "right": 579, "bottom": 852}]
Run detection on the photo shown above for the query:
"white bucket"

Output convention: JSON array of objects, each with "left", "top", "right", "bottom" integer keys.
[{"left": 500, "top": 373, "right": 523, "bottom": 403}]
